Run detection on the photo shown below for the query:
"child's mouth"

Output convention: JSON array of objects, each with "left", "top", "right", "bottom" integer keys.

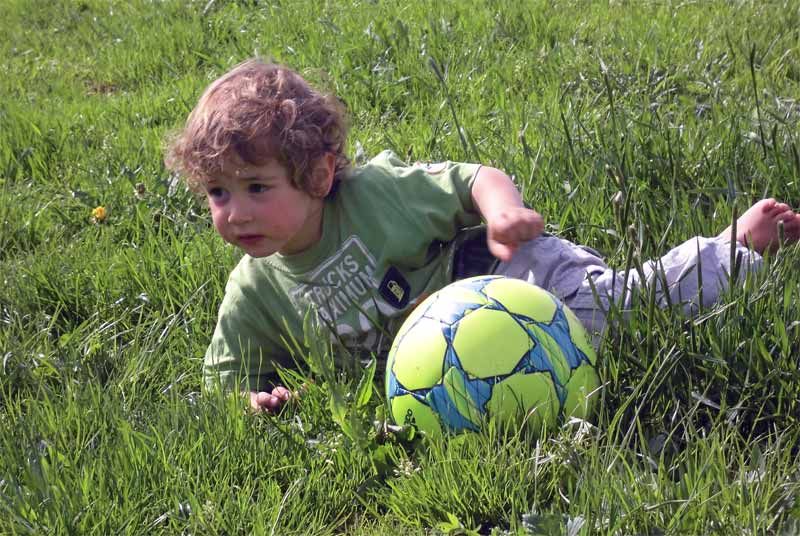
[{"left": 237, "top": 235, "right": 263, "bottom": 246}]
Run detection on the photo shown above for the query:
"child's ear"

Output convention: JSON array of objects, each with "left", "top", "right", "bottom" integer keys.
[{"left": 308, "top": 153, "right": 336, "bottom": 197}]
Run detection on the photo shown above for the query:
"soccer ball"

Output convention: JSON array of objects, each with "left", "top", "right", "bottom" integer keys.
[{"left": 385, "top": 275, "right": 599, "bottom": 436}]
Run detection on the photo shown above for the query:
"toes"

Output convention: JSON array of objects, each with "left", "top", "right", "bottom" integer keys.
[
  {"left": 779, "top": 213, "right": 800, "bottom": 242},
  {"left": 766, "top": 202, "right": 785, "bottom": 217},
  {"left": 759, "top": 198, "right": 777, "bottom": 213},
  {"left": 785, "top": 213, "right": 800, "bottom": 231}
]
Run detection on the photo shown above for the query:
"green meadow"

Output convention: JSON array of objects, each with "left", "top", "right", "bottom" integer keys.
[{"left": 2, "top": 0, "right": 800, "bottom": 533}]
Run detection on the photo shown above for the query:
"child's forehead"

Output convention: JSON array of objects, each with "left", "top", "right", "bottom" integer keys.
[{"left": 205, "top": 155, "right": 287, "bottom": 183}]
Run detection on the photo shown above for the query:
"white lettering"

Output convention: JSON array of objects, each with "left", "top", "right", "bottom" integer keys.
[
  {"left": 344, "top": 254, "right": 359, "bottom": 274},
  {"left": 312, "top": 285, "right": 326, "bottom": 305},
  {"left": 345, "top": 276, "right": 368, "bottom": 302},
  {"left": 324, "top": 271, "right": 340, "bottom": 287},
  {"left": 335, "top": 260, "right": 351, "bottom": 282},
  {"left": 287, "top": 235, "right": 393, "bottom": 352}
]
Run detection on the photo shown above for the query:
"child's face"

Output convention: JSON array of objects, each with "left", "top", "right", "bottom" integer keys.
[{"left": 204, "top": 156, "right": 326, "bottom": 258}]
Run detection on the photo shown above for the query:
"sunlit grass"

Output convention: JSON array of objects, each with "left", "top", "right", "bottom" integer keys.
[{"left": 2, "top": 0, "right": 800, "bottom": 533}]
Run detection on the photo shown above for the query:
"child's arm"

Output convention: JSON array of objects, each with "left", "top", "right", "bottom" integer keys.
[{"left": 470, "top": 166, "right": 544, "bottom": 262}]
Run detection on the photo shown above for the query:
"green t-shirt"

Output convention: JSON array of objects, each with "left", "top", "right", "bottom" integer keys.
[{"left": 205, "top": 151, "right": 482, "bottom": 392}]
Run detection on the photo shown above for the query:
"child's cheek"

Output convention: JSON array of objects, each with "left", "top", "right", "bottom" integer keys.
[{"left": 209, "top": 208, "right": 230, "bottom": 240}]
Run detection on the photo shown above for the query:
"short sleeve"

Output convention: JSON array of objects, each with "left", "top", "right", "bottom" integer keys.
[
  {"left": 203, "top": 266, "right": 294, "bottom": 393},
  {"left": 368, "top": 151, "right": 483, "bottom": 233}
]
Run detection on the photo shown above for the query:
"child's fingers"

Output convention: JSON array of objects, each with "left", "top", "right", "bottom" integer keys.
[
  {"left": 487, "top": 210, "right": 543, "bottom": 262},
  {"left": 518, "top": 211, "right": 545, "bottom": 238},
  {"left": 254, "top": 389, "right": 288, "bottom": 412},
  {"left": 491, "top": 209, "right": 544, "bottom": 242},
  {"left": 513, "top": 220, "right": 543, "bottom": 241},
  {"left": 255, "top": 391, "right": 275, "bottom": 407},
  {"left": 272, "top": 386, "right": 291, "bottom": 401},
  {"left": 487, "top": 239, "right": 518, "bottom": 262},
  {"left": 264, "top": 396, "right": 283, "bottom": 410}
]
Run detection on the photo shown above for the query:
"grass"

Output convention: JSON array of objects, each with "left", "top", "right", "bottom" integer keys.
[{"left": 2, "top": 0, "right": 800, "bottom": 533}]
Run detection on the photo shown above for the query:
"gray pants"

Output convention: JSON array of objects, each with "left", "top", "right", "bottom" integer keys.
[{"left": 495, "top": 235, "right": 762, "bottom": 340}]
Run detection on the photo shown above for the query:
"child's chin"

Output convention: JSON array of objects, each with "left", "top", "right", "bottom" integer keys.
[
  {"left": 234, "top": 243, "right": 269, "bottom": 257},
  {"left": 233, "top": 240, "right": 274, "bottom": 257},
  {"left": 243, "top": 249, "right": 271, "bottom": 258}
]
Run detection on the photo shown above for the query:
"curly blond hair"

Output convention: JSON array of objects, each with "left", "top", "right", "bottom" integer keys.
[{"left": 165, "top": 59, "right": 349, "bottom": 195}]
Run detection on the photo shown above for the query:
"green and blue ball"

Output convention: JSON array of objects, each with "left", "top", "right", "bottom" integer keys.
[{"left": 385, "top": 275, "right": 600, "bottom": 436}]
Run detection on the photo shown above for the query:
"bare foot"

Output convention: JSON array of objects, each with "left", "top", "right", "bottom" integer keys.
[{"left": 718, "top": 198, "right": 800, "bottom": 254}]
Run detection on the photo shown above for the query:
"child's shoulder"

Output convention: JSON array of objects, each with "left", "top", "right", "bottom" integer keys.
[
  {"left": 225, "top": 254, "right": 283, "bottom": 292},
  {"left": 349, "top": 150, "right": 405, "bottom": 178},
  {"left": 348, "top": 150, "right": 450, "bottom": 182}
]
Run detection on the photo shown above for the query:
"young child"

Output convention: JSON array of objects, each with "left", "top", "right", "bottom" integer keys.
[{"left": 165, "top": 59, "right": 800, "bottom": 413}]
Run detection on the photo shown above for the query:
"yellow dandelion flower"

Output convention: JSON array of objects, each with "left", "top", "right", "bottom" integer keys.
[{"left": 91, "top": 206, "right": 107, "bottom": 223}]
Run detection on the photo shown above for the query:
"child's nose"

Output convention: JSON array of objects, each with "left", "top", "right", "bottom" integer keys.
[{"left": 227, "top": 200, "right": 252, "bottom": 224}]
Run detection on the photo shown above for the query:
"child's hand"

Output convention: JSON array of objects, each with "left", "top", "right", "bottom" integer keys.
[
  {"left": 249, "top": 387, "right": 292, "bottom": 413},
  {"left": 470, "top": 166, "right": 545, "bottom": 262},
  {"left": 486, "top": 206, "right": 544, "bottom": 262}
]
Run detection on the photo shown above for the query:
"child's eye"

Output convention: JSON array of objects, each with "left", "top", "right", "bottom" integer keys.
[
  {"left": 248, "top": 183, "right": 270, "bottom": 194},
  {"left": 206, "top": 187, "right": 227, "bottom": 200}
]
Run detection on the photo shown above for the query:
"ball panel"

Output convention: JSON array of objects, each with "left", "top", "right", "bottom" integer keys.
[
  {"left": 441, "top": 366, "right": 484, "bottom": 429},
  {"left": 390, "top": 318, "right": 447, "bottom": 391},
  {"left": 526, "top": 323, "right": 570, "bottom": 386},
  {"left": 427, "top": 391, "right": 483, "bottom": 434},
  {"left": 453, "top": 275, "right": 504, "bottom": 295},
  {"left": 390, "top": 394, "right": 443, "bottom": 436},
  {"left": 487, "top": 371, "right": 560, "bottom": 432},
  {"left": 562, "top": 363, "right": 601, "bottom": 420},
  {"left": 422, "top": 294, "right": 486, "bottom": 326},
  {"left": 394, "top": 292, "right": 438, "bottom": 341},
  {"left": 385, "top": 365, "right": 401, "bottom": 398},
  {"left": 453, "top": 308, "right": 530, "bottom": 378},
  {"left": 483, "top": 278, "right": 557, "bottom": 323},
  {"left": 432, "top": 286, "right": 490, "bottom": 308}
]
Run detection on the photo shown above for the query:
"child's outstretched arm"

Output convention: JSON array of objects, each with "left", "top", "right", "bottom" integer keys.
[{"left": 470, "top": 166, "right": 544, "bottom": 262}]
